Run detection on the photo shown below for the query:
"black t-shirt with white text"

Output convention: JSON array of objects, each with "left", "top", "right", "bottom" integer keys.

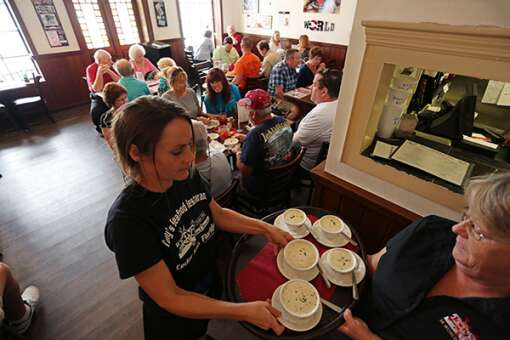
[{"left": 105, "top": 171, "right": 218, "bottom": 306}]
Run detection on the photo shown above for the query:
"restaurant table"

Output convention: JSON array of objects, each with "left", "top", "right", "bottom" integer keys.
[
  {"left": 284, "top": 87, "right": 316, "bottom": 117},
  {"left": 227, "top": 206, "right": 368, "bottom": 340}
]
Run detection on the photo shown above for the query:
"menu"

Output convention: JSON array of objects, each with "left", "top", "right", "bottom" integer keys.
[{"left": 390, "top": 140, "right": 472, "bottom": 186}]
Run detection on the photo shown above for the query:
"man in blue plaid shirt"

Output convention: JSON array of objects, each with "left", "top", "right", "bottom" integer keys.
[
  {"left": 268, "top": 49, "right": 300, "bottom": 97},
  {"left": 267, "top": 49, "right": 301, "bottom": 121}
]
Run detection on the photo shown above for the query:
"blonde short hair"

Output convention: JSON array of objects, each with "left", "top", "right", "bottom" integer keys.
[
  {"left": 167, "top": 66, "right": 188, "bottom": 88},
  {"left": 114, "top": 59, "right": 133, "bottom": 77},
  {"left": 465, "top": 172, "right": 510, "bottom": 238},
  {"left": 157, "top": 57, "right": 176, "bottom": 70},
  {"left": 128, "top": 44, "right": 145, "bottom": 60}
]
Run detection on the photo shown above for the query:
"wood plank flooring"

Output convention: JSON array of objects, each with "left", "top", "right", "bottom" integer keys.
[{"left": 0, "top": 109, "right": 143, "bottom": 340}]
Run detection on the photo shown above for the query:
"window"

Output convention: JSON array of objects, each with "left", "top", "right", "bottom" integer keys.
[
  {"left": 178, "top": 0, "right": 214, "bottom": 51},
  {"left": 109, "top": 0, "right": 139, "bottom": 46},
  {"left": 72, "top": 0, "right": 109, "bottom": 49},
  {"left": 71, "top": 0, "right": 140, "bottom": 52},
  {"left": 0, "top": 0, "right": 41, "bottom": 82}
]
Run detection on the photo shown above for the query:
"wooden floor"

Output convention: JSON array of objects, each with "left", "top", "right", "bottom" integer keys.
[{"left": 0, "top": 109, "right": 144, "bottom": 340}]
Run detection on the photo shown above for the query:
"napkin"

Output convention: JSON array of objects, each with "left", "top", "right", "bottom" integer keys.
[{"left": 236, "top": 214, "right": 359, "bottom": 302}]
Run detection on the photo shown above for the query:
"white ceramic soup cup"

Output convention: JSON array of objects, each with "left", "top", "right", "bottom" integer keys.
[
  {"left": 283, "top": 239, "right": 319, "bottom": 271},
  {"left": 279, "top": 279, "right": 320, "bottom": 319},
  {"left": 317, "top": 215, "right": 345, "bottom": 239},
  {"left": 283, "top": 208, "right": 307, "bottom": 231},
  {"left": 327, "top": 248, "right": 356, "bottom": 274}
]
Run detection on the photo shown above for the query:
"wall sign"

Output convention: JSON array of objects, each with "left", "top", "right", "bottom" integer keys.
[
  {"left": 31, "top": 0, "right": 68, "bottom": 47},
  {"left": 304, "top": 20, "right": 335, "bottom": 32},
  {"left": 243, "top": 0, "right": 259, "bottom": 12},
  {"left": 245, "top": 14, "right": 273, "bottom": 30},
  {"left": 153, "top": 1, "right": 168, "bottom": 27},
  {"left": 277, "top": 11, "right": 290, "bottom": 28},
  {"left": 303, "top": 0, "right": 341, "bottom": 14}
]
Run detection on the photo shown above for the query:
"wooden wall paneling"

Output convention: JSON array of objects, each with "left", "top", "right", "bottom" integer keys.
[
  {"left": 311, "top": 161, "right": 421, "bottom": 252},
  {"left": 241, "top": 33, "right": 348, "bottom": 71}
]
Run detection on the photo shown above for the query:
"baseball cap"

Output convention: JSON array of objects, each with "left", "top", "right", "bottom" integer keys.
[{"left": 244, "top": 89, "right": 272, "bottom": 110}]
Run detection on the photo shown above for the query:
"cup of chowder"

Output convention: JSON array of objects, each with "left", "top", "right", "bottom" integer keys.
[
  {"left": 279, "top": 279, "right": 320, "bottom": 319},
  {"left": 283, "top": 239, "right": 319, "bottom": 271},
  {"left": 283, "top": 208, "right": 307, "bottom": 231},
  {"left": 327, "top": 248, "right": 356, "bottom": 274},
  {"left": 317, "top": 215, "right": 345, "bottom": 239}
]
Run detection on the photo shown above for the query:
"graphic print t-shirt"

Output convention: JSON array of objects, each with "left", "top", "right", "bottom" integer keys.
[
  {"left": 240, "top": 116, "right": 293, "bottom": 195},
  {"left": 105, "top": 171, "right": 217, "bottom": 305}
]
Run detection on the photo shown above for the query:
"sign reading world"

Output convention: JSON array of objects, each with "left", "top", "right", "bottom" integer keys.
[{"left": 304, "top": 20, "right": 335, "bottom": 32}]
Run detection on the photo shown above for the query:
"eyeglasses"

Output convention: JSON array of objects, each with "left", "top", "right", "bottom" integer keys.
[
  {"left": 460, "top": 211, "right": 487, "bottom": 242},
  {"left": 460, "top": 210, "right": 510, "bottom": 245}
]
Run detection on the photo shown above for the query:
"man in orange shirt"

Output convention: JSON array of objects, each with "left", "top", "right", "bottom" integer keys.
[{"left": 232, "top": 38, "right": 261, "bottom": 92}]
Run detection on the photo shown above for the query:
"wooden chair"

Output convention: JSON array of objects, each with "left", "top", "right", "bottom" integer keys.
[
  {"left": 299, "top": 141, "right": 330, "bottom": 204},
  {"left": 236, "top": 146, "right": 305, "bottom": 218},
  {"left": 12, "top": 75, "right": 55, "bottom": 130},
  {"left": 215, "top": 177, "right": 239, "bottom": 209},
  {"left": 184, "top": 49, "right": 212, "bottom": 95},
  {"left": 0, "top": 103, "right": 21, "bottom": 131}
]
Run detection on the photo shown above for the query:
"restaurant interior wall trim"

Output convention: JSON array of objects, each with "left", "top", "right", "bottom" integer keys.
[
  {"left": 222, "top": 0, "right": 357, "bottom": 46},
  {"left": 326, "top": 0, "right": 510, "bottom": 220},
  {"left": 147, "top": 0, "right": 182, "bottom": 40},
  {"left": 13, "top": 0, "right": 80, "bottom": 55}
]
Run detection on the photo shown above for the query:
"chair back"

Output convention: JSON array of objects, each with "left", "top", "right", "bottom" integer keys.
[
  {"left": 316, "top": 141, "right": 330, "bottom": 166},
  {"left": 215, "top": 177, "right": 239, "bottom": 208},
  {"left": 264, "top": 146, "right": 305, "bottom": 198},
  {"left": 33, "top": 73, "right": 44, "bottom": 99},
  {"left": 235, "top": 146, "right": 305, "bottom": 217}
]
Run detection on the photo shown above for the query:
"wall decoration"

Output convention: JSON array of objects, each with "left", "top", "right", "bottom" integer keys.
[
  {"left": 31, "top": 0, "right": 68, "bottom": 47},
  {"left": 243, "top": 0, "right": 259, "bottom": 12},
  {"left": 153, "top": 0, "right": 168, "bottom": 27},
  {"left": 304, "top": 20, "right": 335, "bottom": 32},
  {"left": 277, "top": 11, "right": 290, "bottom": 28},
  {"left": 245, "top": 14, "right": 273, "bottom": 30},
  {"left": 303, "top": 0, "right": 341, "bottom": 14}
]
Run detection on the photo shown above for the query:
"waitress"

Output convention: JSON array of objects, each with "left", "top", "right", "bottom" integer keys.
[{"left": 105, "top": 96, "right": 291, "bottom": 340}]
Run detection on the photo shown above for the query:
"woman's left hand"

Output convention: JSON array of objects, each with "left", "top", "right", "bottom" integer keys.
[{"left": 264, "top": 225, "right": 293, "bottom": 251}]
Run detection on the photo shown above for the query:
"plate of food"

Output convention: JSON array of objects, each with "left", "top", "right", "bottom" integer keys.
[
  {"left": 206, "top": 119, "right": 220, "bottom": 129},
  {"left": 223, "top": 137, "right": 239, "bottom": 147},
  {"left": 208, "top": 133, "right": 219, "bottom": 140}
]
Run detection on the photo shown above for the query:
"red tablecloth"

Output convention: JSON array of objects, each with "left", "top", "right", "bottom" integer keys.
[{"left": 236, "top": 214, "right": 359, "bottom": 302}]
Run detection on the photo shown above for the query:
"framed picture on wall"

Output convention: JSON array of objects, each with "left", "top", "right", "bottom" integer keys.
[
  {"left": 303, "top": 0, "right": 341, "bottom": 14},
  {"left": 243, "top": 0, "right": 259, "bottom": 13},
  {"left": 31, "top": 0, "right": 69, "bottom": 47},
  {"left": 245, "top": 14, "right": 272, "bottom": 29},
  {"left": 153, "top": 1, "right": 168, "bottom": 27}
]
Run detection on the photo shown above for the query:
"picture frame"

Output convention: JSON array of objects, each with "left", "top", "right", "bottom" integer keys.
[{"left": 153, "top": 0, "right": 168, "bottom": 27}]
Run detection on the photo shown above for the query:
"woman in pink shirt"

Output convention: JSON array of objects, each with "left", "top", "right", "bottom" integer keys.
[{"left": 128, "top": 44, "right": 158, "bottom": 79}]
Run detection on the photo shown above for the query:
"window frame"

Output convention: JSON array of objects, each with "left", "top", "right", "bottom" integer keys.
[
  {"left": 0, "top": 0, "right": 42, "bottom": 82},
  {"left": 65, "top": 0, "right": 144, "bottom": 59}
]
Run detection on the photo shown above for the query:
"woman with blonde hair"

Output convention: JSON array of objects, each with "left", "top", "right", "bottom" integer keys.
[
  {"left": 269, "top": 30, "right": 282, "bottom": 52},
  {"left": 162, "top": 66, "right": 202, "bottom": 119},
  {"left": 105, "top": 96, "right": 291, "bottom": 339},
  {"left": 156, "top": 57, "right": 176, "bottom": 95}
]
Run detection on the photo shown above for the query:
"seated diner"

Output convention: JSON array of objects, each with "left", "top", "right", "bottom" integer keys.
[
  {"left": 232, "top": 38, "right": 261, "bottom": 93},
  {"left": 100, "top": 82, "right": 128, "bottom": 147},
  {"left": 204, "top": 68, "right": 241, "bottom": 117},
  {"left": 162, "top": 66, "right": 203, "bottom": 119},
  {"left": 129, "top": 44, "right": 158, "bottom": 80},
  {"left": 114, "top": 59, "right": 151, "bottom": 101}
]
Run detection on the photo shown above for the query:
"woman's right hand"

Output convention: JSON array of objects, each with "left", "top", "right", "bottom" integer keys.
[{"left": 241, "top": 300, "right": 285, "bottom": 335}]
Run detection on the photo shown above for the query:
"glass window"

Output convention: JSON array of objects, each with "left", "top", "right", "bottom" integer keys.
[
  {"left": 108, "top": 0, "right": 140, "bottom": 46},
  {"left": 71, "top": 0, "right": 110, "bottom": 49},
  {"left": 0, "top": 1, "right": 40, "bottom": 82}
]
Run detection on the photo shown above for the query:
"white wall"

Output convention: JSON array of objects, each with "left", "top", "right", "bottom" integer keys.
[
  {"left": 148, "top": 0, "right": 182, "bottom": 40},
  {"left": 326, "top": 0, "right": 510, "bottom": 220},
  {"left": 222, "top": 0, "right": 357, "bottom": 45},
  {"left": 14, "top": 0, "right": 80, "bottom": 55}
]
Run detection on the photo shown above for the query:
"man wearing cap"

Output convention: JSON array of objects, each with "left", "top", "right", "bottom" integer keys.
[
  {"left": 234, "top": 89, "right": 294, "bottom": 197},
  {"left": 212, "top": 37, "right": 240, "bottom": 67}
]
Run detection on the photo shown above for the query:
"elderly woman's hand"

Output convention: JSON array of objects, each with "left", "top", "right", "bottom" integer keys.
[{"left": 338, "top": 309, "right": 381, "bottom": 340}]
